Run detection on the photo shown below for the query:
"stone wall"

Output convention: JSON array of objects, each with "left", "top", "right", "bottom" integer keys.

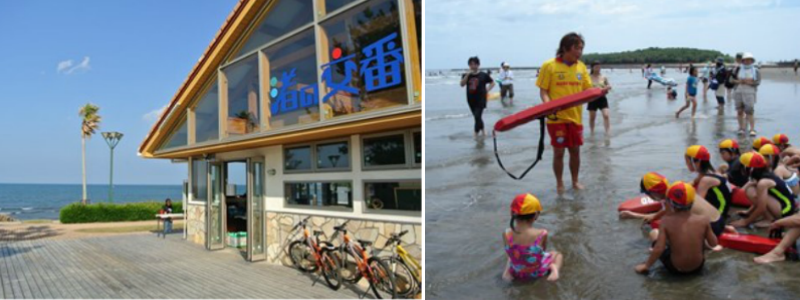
[
  {"left": 186, "top": 204, "right": 206, "bottom": 245},
  {"left": 265, "top": 212, "right": 422, "bottom": 266}
]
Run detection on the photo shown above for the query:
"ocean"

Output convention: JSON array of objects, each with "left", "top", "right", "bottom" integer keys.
[{"left": 0, "top": 183, "right": 183, "bottom": 220}]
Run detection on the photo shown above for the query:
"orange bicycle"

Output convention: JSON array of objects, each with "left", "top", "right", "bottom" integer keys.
[
  {"left": 288, "top": 216, "right": 342, "bottom": 290},
  {"left": 334, "top": 220, "right": 396, "bottom": 299}
]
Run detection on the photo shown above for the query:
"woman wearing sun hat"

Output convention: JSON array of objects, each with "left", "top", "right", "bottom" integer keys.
[
  {"left": 731, "top": 52, "right": 760, "bottom": 136},
  {"left": 730, "top": 152, "right": 797, "bottom": 228},
  {"left": 502, "top": 193, "right": 564, "bottom": 282}
]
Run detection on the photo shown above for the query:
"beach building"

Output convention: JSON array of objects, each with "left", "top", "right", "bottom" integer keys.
[{"left": 138, "top": 0, "right": 421, "bottom": 264}]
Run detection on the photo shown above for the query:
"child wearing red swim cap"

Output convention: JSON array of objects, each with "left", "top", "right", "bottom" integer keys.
[
  {"left": 502, "top": 193, "right": 564, "bottom": 282},
  {"left": 635, "top": 182, "right": 719, "bottom": 275}
]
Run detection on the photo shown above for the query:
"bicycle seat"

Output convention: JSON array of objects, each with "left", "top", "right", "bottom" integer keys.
[
  {"left": 333, "top": 226, "right": 346, "bottom": 232},
  {"left": 313, "top": 230, "right": 324, "bottom": 236},
  {"left": 357, "top": 239, "right": 373, "bottom": 247}
]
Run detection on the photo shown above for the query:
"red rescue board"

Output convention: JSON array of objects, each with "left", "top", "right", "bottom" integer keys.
[
  {"left": 731, "top": 187, "right": 751, "bottom": 207},
  {"left": 648, "top": 220, "right": 779, "bottom": 255},
  {"left": 617, "top": 196, "right": 662, "bottom": 214},
  {"left": 718, "top": 233, "right": 780, "bottom": 255},
  {"left": 493, "top": 88, "right": 605, "bottom": 132}
]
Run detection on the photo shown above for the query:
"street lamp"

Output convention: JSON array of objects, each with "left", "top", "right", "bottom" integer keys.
[{"left": 101, "top": 131, "right": 123, "bottom": 203}]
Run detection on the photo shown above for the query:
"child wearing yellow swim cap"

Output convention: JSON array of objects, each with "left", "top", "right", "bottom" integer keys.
[{"left": 502, "top": 193, "right": 564, "bottom": 282}]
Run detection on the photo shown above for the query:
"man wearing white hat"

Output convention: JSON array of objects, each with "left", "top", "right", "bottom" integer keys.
[
  {"left": 731, "top": 52, "right": 760, "bottom": 136},
  {"left": 498, "top": 62, "right": 515, "bottom": 105}
]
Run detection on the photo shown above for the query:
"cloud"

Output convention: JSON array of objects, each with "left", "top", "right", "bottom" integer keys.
[
  {"left": 143, "top": 105, "right": 168, "bottom": 123},
  {"left": 57, "top": 60, "right": 73, "bottom": 73},
  {"left": 56, "top": 57, "right": 91, "bottom": 74}
]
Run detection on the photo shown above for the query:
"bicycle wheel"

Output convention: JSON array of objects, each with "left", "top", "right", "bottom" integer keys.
[
  {"left": 382, "top": 257, "right": 416, "bottom": 297},
  {"left": 339, "top": 248, "right": 363, "bottom": 283},
  {"left": 321, "top": 248, "right": 342, "bottom": 290},
  {"left": 367, "top": 257, "right": 396, "bottom": 299},
  {"left": 288, "top": 240, "right": 317, "bottom": 272}
]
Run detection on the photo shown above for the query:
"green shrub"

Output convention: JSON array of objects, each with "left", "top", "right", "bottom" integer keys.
[{"left": 60, "top": 201, "right": 184, "bottom": 224}]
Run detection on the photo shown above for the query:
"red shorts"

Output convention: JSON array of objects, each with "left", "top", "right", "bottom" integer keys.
[{"left": 547, "top": 122, "right": 583, "bottom": 148}]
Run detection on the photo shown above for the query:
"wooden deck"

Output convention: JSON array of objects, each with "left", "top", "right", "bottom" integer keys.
[{"left": 0, "top": 233, "right": 364, "bottom": 299}]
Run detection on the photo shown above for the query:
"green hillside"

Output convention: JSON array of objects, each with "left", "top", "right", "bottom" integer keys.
[{"left": 582, "top": 47, "right": 734, "bottom": 64}]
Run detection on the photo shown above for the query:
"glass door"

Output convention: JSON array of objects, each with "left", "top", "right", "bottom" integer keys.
[
  {"left": 206, "top": 161, "right": 226, "bottom": 250},
  {"left": 247, "top": 157, "right": 266, "bottom": 261}
]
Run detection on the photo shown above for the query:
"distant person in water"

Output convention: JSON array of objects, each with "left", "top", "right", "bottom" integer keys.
[
  {"left": 644, "top": 64, "right": 654, "bottom": 89},
  {"left": 502, "top": 193, "right": 563, "bottom": 282},
  {"left": 498, "top": 62, "right": 515, "bottom": 105},
  {"left": 667, "top": 86, "right": 677, "bottom": 100},
  {"left": 587, "top": 61, "right": 612, "bottom": 135},
  {"left": 536, "top": 32, "right": 593, "bottom": 194},
  {"left": 700, "top": 62, "right": 711, "bottom": 102},
  {"left": 675, "top": 66, "right": 698, "bottom": 118},
  {"left": 795, "top": 59, "right": 799, "bottom": 75},
  {"left": 730, "top": 52, "right": 760, "bottom": 136},
  {"left": 711, "top": 57, "right": 728, "bottom": 108},
  {"left": 460, "top": 56, "right": 495, "bottom": 139}
]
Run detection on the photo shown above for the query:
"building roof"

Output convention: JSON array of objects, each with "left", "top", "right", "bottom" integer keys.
[{"left": 138, "top": 0, "right": 253, "bottom": 157}]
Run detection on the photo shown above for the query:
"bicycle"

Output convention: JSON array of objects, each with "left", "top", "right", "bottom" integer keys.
[
  {"left": 288, "top": 216, "right": 342, "bottom": 290},
  {"left": 334, "top": 220, "right": 396, "bottom": 299},
  {"left": 381, "top": 230, "right": 420, "bottom": 298}
]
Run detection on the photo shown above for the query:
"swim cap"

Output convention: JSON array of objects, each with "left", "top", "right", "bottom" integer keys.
[
  {"left": 686, "top": 145, "right": 711, "bottom": 161},
  {"left": 667, "top": 181, "right": 695, "bottom": 210},
  {"left": 740, "top": 151, "right": 768, "bottom": 169},
  {"left": 759, "top": 144, "right": 781, "bottom": 156},
  {"left": 752, "top": 137, "right": 772, "bottom": 150},
  {"left": 640, "top": 172, "right": 669, "bottom": 195},
  {"left": 773, "top": 134, "right": 789, "bottom": 146},
  {"left": 511, "top": 193, "right": 542, "bottom": 216},
  {"left": 718, "top": 139, "right": 739, "bottom": 150}
]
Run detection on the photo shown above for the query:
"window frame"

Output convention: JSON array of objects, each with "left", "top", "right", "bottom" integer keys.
[
  {"left": 362, "top": 179, "right": 421, "bottom": 214},
  {"left": 361, "top": 129, "right": 419, "bottom": 171},
  {"left": 189, "top": 78, "right": 221, "bottom": 146},
  {"left": 283, "top": 137, "right": 352, "bottom": 174},
  {"left": 283, "top": 180, "right": 355, "bottom": 212},
  {"left": 411, "top": 128, "right": 421, "bottom": 167},
  {"left": 188, "top": 157, "right": 208, "bottom": 204}
]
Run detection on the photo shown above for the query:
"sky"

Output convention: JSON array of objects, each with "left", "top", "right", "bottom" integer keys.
[
  {"left": 0, "top": 0, "right": 238, "bottom": 185},
  {"left": 426, "top": 0, "right": 800, "bottom": 70}
]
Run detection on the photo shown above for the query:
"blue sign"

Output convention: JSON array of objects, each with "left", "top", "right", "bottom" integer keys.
[{"left": 269, "top": 32, "right": 405, "bottom": 116}]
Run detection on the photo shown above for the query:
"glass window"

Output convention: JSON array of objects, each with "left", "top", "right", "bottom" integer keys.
[
  {"left": 363, "top": 134, "right": 406, "bottom": 167},
  {"left": 320, "top": 0, "right": 408, "bottom": 119},
  {"left": 284, "top": 146, "right": 312, "bottom": 171},
  {"left": 285, "top": 182, "right": 352, "bottom": 208},
  {"left": 191, "top": 159, "right": 207, "bottom": 202},
  {"left": 316, "top": 141, "right": 350, "bottom": 169},
  {"left": 413, "top": 131, "right": 421, "bottom": 164},
  {"left": 324, "top": 0, "right": 358, "bottom": 15},
  {"left": 194, "top": 81, "right": 219, "bottom": 143},
  {"left": 365, "top": 181, "right": 421, "bottom": 211},
  {"left": 234, "top": 0, "right": 314, "bottom": 58},
  {"left": 264, "top": 29, "right": 319, "bottom": 129},
  {"left": 224, "top": 55, "right": 261, "bottom": 136},
  {"left": 159, "top": 117, "right": 188, "bottom": 150}
]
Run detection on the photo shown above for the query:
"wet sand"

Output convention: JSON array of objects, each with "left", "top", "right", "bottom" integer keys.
[{"left": 425, "top": 68, "right": 800, "bottom": 299}]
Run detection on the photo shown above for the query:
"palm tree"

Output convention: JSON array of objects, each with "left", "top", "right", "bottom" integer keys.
[{"left": 79, "top": 103, "right": 101, "bottom": 205}]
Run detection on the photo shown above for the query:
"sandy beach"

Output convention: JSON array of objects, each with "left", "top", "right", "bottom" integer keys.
[{"left": 426, "top": 68, "right": 800, "bottom": 299}]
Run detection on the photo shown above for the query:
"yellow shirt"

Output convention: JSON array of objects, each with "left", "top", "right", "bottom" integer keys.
[{"left": 535, "top": 58, "right": 593, "bottom": 125}]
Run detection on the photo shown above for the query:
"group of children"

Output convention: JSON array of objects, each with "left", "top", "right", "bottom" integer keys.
[{"left": 502, "top": 134, "right": 800, "bottom": 281}]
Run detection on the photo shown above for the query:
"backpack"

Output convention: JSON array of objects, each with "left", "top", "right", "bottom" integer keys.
[{"left": 724, "top": 66, "right": 739, "bottom": 89}]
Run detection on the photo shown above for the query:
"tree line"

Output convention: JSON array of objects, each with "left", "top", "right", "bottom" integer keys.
[{"left": 581, "top": 47, "right": 734, "bottom": 64}]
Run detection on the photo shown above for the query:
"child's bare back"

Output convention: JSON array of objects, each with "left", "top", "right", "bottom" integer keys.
[{"left": 661, "top": 212, "right": 713, "bottom": 272}]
